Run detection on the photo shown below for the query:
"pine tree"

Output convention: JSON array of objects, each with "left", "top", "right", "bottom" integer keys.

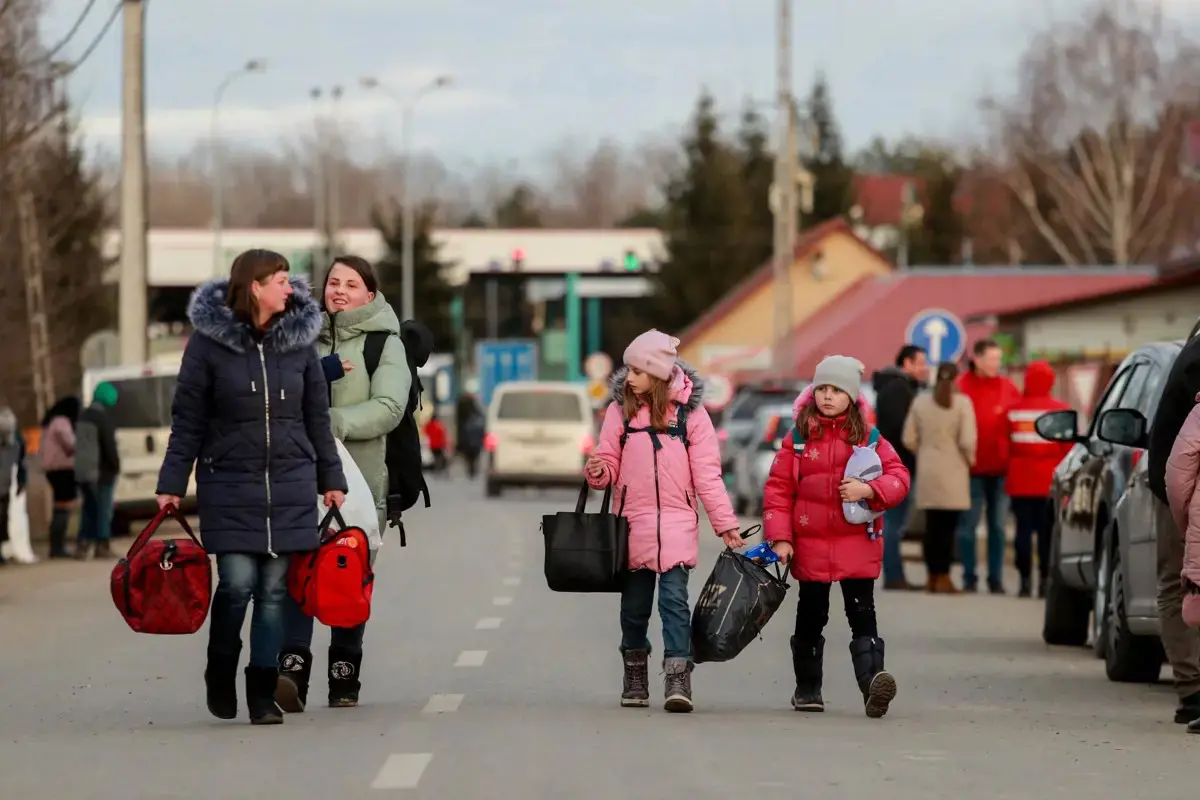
[
  {"left": 736, "top": 104, "right": 775, "bottom": 271},
  {"left": 802, "top": 72, "right": 854, "bottom": 226},
  {"left": 493, "top": 183, "right": 543, "bottom": 227},
  {"left": 372, "top": 203, "right": 456, "bottom": 351}
]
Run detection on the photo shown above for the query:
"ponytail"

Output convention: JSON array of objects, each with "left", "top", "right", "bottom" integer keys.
[{"left": 933, "top": 362, "right": 958, "bottom": 409}]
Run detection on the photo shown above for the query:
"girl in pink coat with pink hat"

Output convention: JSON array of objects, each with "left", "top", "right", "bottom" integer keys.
[{"left": 585, "top": 329, "right": 741, "bottom": 714}]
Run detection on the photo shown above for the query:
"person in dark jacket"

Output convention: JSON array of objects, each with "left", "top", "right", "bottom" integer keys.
[
  {"left": 455, "top": 393, "right": 485, "bottom": 478},
  {"left": 871, "top": 345, "right": 928, "bottom": 590},
  {"left": 156, "top": 249, "right": 347, "bottom": 726},
  {"left": 75, "top": 383, "right": 120, "bottom": 560},
  {"left": 0, "top": 406, "right": 26, "bottom": 566},
  {"left": 1147, "top": 323, "right": 1200, "bottom": 727}
]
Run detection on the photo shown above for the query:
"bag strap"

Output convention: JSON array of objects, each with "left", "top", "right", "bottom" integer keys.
[
  {"left": 574, "top": 482, "right": 614, "bottom": 515},
  {"left": 125, "top": 503, "right": 202, "bottom": 560},
  {"left": 318, "top": 505, "right": 349, "bottom": 545},
  {"left": 866, "top": 426, "right": 880, "bottom": 447},
  {"left": 619, "top": 401, "right": 690, "bottom": 450},
  {"left": 363, "top": 331, "right": 389, "bottom": 380}
]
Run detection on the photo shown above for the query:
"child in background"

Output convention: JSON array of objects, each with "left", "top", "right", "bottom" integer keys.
[
  {"left": 585, "top": 329, "right": 741, "bottom": 713},
  {"left": 424, "top": 414, "right": 448, "bottom": 474},
  {"left": 762, "top": 355, "right": 911, "bottom": 718}
]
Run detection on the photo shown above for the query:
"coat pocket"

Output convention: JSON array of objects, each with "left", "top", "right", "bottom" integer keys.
[{"left": 288, "top": 426, "right": 317, "bottom": 461}]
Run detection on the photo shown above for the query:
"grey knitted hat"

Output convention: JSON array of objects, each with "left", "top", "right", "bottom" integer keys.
[{"left": 812, "top": 355, "right": 865, "bottom": 399}]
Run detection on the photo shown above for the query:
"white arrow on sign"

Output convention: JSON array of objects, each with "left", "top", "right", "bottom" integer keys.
[{"left": 922, "top": 317, "right": 949, "bottom": 364}]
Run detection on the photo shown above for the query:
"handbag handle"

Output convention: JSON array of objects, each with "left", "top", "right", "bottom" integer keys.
[
  {"left": 124, "top": 503, "right": 202, "bottom": 560},
  {"left": 318, "top": 505, "right": 348, "bottom": 544},
  {"left": 573, "top": 483, "right": 613, "bottom": 515}
]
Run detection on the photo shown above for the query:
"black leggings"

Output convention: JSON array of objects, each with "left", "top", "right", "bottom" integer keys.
[
  {"left": 924, "top": 509, "right": 960, "bottom": 575},
  {"left": 794, "top": 578, "right": 878, "bottom": 643}
]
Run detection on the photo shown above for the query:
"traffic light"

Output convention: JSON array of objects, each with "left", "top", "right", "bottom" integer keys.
[
  {"left": 511, "top": 247, "right": 525, "bottom": 272},
  {"left": 623, "top": 250, "right": 640, "bottom": 272}
]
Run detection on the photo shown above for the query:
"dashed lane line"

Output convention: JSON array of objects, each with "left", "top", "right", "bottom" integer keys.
[
  {"left": 422, "top": 694, "right": 464, "bottom": 714},
  {"left": 492, "top": 596, "right": 513, "bottom": 606},
  {"left": 475, "top": 617, "right": 503, "bottom": 629},
  {"left": 455, "top": 650, "right": 488, "bottom": 667},
  {"left": 371, "top": 753, "right": 432, "bottom": 790}
]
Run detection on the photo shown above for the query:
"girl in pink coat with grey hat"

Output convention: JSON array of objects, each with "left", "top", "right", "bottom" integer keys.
[{"left": 586, "top": 329, "right": 741, "bottom": 713}]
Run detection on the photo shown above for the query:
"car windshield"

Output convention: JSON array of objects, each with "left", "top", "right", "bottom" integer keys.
[{"left": 496, "top": 391, "right": 584, "bottom": 421}]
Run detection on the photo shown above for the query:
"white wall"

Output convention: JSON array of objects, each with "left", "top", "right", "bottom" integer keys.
[{"left": 1019, "top": 285, "right": 1200, "bottom": 356}]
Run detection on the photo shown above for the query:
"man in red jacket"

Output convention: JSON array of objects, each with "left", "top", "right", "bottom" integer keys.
[
  {"left": 1002, "top": 361, "right": 1072, "bottom": 598},
  {"left": 956, "top": 339, "right": 1022, "bottom": 593}
]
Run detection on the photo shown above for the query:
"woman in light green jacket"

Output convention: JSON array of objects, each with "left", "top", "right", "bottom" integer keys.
[{"left": 277, "top": 255, "right": 409, "bottom": 713}]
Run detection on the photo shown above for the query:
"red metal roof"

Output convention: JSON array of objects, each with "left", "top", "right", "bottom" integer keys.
[
  {"left": 851, "top": 175, "right": 925, "bottom": 226},
  {"left": 785, "top": 270, "right": 1158, "bottom": 376}
]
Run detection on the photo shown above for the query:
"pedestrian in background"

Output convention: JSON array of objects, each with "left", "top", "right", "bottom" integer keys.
[
  {"left": 1002, "top": 361, "right": 1072, "bottom": 598},
  {"left": 456, "top": 394, "right": 485, "bottom": 478},
  {"left": 956, "top": 339, "right": 1021, "bottom": 593},
  {"left": 872, "top": 344, "right": 929, "bottom": 590},
  {"left": 277, "top": 255, "right": 408, "bottom": 713},
  {"left": 585, "top": 329, "right": 739, "bottom": 714},
  {"left": 74, "top": 383, "right": 120, "bottom": 561},
  {"left": 39, "top": 395, "right": 80, "bottom": 559},
  {"left": 155, "top": 249, "right": 347, "bottom": 726},
  {"left": 762, "top": 356, "right": 910, "bottom": 718},
  {"left": 903, "top": 362, "right": 976, "bottom": 594},
  {"left": 0, "top": 406, "right": 26, "bottom": 566},
  {"left": 425, "top": 414, "right": 448, "bottom": 474}
]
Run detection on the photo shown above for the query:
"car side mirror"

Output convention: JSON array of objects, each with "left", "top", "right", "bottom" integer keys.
[
  {"left": 1035, "top": 409, "right": 1082, "bottom": 443},
  {"left": 1096, "top": 408, "right": 1149, "bottom": 449}
]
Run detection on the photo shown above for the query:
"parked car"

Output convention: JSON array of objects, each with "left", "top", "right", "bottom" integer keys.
[
  {"left": 717, "top": 381, "right": 807, "bottom": 472},
  {"left": 730, "top": 403, "right": 793, "bottom": 516},
  {"left": 484, "top": 381, "right": 597, "bottom": 497},
  {"left": 1034, "top": 342, "right": 1181, "bottom": 651}
]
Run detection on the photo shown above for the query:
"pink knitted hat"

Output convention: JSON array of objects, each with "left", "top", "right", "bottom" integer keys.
[{"left": 623, "top": 329, "right": 679, "bottom": 381}]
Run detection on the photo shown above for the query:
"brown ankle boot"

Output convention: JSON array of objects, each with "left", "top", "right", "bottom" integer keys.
[{"left": 935, "top": 574, "right": 960, "bottom": 594}]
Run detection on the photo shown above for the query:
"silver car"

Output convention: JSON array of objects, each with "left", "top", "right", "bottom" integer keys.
[
  {"left": 731, "top": 404, "right": 794, "bottom": 516},
  {"left": 717, "top": 383, "right": 806, "bottom": 471}
]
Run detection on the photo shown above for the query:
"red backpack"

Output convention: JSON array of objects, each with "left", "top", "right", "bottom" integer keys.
[
  {"left": 110, "top": 504, "right": 211, "bottom": 635},
  {"left": 287, "top": 507, "right": 374, "bottom": 628}
]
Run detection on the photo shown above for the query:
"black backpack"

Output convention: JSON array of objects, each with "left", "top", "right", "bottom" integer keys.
[{"left": 363, "top": 321, "right": 435, "bottom": 540}]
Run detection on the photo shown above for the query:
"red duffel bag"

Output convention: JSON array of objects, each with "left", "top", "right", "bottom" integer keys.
[{"left": 110, "top": 504, "right": 212, "bottom": 635}]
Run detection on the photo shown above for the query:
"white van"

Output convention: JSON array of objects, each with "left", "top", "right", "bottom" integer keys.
[
  {"left": 484, "top": 381, "right": 595, "bottom": 497},
  {"left": 82, "top": 361, "right": 198, "bottom": 533}
]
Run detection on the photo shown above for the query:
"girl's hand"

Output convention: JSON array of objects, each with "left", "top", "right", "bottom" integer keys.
[
  {"left": 839, "top": 478, "right": 874, "bottom": 503},
  {"left": 585, "top": 458, "right": 605, "bottom": 479},
  {"left": 771, "top": 541, "right": 794, "bottom": 563},
  {"left": 719, "top": 528, "right": 745, "bottom": 548}
]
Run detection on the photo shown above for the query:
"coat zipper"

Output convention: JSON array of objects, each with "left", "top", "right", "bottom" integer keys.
[
  {"left": 256, "top": 342, "right": 276, "bottom": 558},
  {"left": 653, "top": 447, "right": 662, "bottom": 572}
]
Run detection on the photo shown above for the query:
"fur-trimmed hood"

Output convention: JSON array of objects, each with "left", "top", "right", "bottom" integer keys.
[
  {"left": 187, "top": 275, "right": 322, "bottom": 354},
  {"left": 607, "top": 359, "right": 705, "bottom": 410}
]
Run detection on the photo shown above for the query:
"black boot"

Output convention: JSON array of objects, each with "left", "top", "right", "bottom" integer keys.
[
  {"left": 204, "top": 645, "right": 240, "bottom": 720},
  {"left": 662, "top": 657, "right": 694, "bottom": 713},
  {"left": 244, "top": 666, "right": 284, "bottom": 724},
  {"left": 1018, "top": 576, "right": 1032, "bottom": 598},
  {"left": 790, "top": 636, "right": 825, "bottom": 712},
  {"left": 850, "top": 637, "right": 897, "bottom": 719},
  {"left": 275, "top": 647, "right": 312, "bottom": 713},
  {"left": 48, "top": 508, "right": 71, "bottom": 558},
  {"left": 328, "top": 647, "right": 362, "bottom": 708},
  {"left": 620, "top": 648, "right": 650, "bottom": 707}
]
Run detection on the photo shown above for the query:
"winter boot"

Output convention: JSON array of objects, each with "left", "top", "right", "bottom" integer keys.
[
  {"left": 620, "top": 648, "right": 650, "bottom": 708},
  {"left": 48, "top": 508, "right": 71, "bottom": 558},
  {"left": 95, "top": 540, "right": 114, "bottom": 559},
  {"left": 244, "top": 666, "right": 284, "bottom": 725},
  {"left": 1018, "top": 576, "right": 1033, "bottom": 598},
  {"left": 74, "top": 540, "right": 94, "bottom": 561},
  {"left": 328, "top": 647, "right": 362, "bottom": 708},
  {"left": 790, "top": 635, "right": 825, "bottom": 712},
  {"left": 274, "top": 647, "right": 312, "bottom": 713},
  {"left": 850, "top": 637, "right": 897, "bottom": 719},
  {"left": 204, "top": 645, "right": 240, "bottom": 720},
  {"left": 1174, "top": 691, "right": 1200, "bottom": 724},
  {"left": 662, "top": 657, "right": 693, "bottom": 713}
]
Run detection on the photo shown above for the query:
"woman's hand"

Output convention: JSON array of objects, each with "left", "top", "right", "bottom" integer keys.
[
  {"left": 719, "top": 528, "right": 745, "bottom": 548},
  {"left": 156, "top": 494, "right": 181, "bottom": 511},
  {"left": 770, "top": 541, "right": 794, "bottom": 563},
  {"left": 323, "top": 490, "right": 345, "bottom": 508},
  {"left": 340, "top": 358, "right": 354, "bottom": 374},
  {"left": 839, "top": 478, "right": 874, "bottom": 503}
]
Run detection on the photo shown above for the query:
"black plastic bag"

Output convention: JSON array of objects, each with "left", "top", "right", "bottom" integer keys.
[
  {"left": 692, "top": 526, "right": 790, "bottom": 664},
  {"left": 542, "top": 484, "right": 629, "bottom": 593}
]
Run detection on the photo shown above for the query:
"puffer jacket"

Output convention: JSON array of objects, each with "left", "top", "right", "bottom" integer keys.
[
  {"left": 763, "top": 385, "right": 911, "bottom": 583},
  {"left": 317, "top": 291, "right": 410, "bottom": 525},
  {"left": 40, "top": 415, "right": 76, "bottom": 472},
  {"left": 1165, "top": 393, "right": 1200, "bottom": 626},
  {"left": 156, "top": 276, "right": 347, "bottom": 556},
  {"left": 586, "top": 362, "right": 738, "bottom": 573},
  {"left": 957, "top": 369, "right": 1021, "bottom": 477},
  {"left": 1002, "top": 361, "right": 1073, "bottom": 497}
]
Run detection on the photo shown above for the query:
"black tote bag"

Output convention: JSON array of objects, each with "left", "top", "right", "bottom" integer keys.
[{"left": 542, "top": 483, "right": 629, "bottom": 593}]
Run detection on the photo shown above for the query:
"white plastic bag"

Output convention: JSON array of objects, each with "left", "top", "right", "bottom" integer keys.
[
  {"left": 3, "top": 466, "right": 35, "bottom": 563},
  {"left": 317, "top": 440, "right": 381, "bottom": 551},
  {"left": 843, "top": 429, "right": 884, "bottom": 537}
]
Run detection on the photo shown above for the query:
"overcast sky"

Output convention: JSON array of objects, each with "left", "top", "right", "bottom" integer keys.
[{"left": 42, "top": 0, "right": 1200, "bottom": 167}]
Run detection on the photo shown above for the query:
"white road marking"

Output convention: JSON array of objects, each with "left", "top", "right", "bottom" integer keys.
[
  {"left": 371, "top": 753, "right": 432, "bottom": 789},
  {"left": 475, "top": 617, "right": 503, "bottom": 629},
  {"left": 455, "top": 650, "right": 488, "bottom": 667},
  {"left": 422, "top": 693, "right": 464, "bottom": 714},
  {"left": 493, "top": 596, "right": 513, "bottom": 606},
  {"left": 507, "top": 560, "right": 522, "bottom": 571},
  {"left": 502, "top": 576, "right": 521, "bottom": 586}
]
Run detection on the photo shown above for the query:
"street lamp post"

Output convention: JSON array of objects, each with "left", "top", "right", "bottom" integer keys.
[
  {"left": 211, "top": 59, "right": 267, "bottom": 276},
  {"left": 360, "top": 74, "right": 453, "bottom": 322}
]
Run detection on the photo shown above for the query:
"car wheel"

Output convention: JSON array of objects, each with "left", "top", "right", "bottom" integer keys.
[
  {"left": 1042, "top": 518, "right": 1092, "bottom": 646},
  {"left": 1093, "top": 536, "right": 1112, "bottom": 659},
  {"left": 1104, "top": 540, "right": 1165, "bottom": 683}
]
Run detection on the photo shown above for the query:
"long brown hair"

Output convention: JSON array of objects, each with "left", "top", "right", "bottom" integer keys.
[
  {"left": 623, "top": 375, "right": 671, "bottom": 431},
  {"left": 933, "top": 362, "right": 958, "bottom": 409},
  {"left": 795, "top": 393, "right": 869, "bottom": 444},
  {"left": 227, "top": 248, "right": 290, "bottom": 322}
]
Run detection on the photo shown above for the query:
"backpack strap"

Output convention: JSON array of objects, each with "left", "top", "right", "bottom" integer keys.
[
  {"left": 866, "top": 426, "right": 880, "bottom": 448},
  {"left": 619, "top": 402, "right": 691, "bottom": 451},
  {"left": 363, "top": 331, "right": 389, "bottom": 379}
]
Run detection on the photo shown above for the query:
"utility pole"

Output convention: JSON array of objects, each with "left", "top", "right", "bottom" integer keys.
[
  {"left": 18, "top": 163, "right": 53, "bottom": 420},
  {"left": 118, "top": 0, "right": 148, "bottom": 366},
  {"left": 771, "top": 0, "right": 797, "bottom": 375},
  {"left": 310, "top": 88, "right": 328, "bottom": 279}
]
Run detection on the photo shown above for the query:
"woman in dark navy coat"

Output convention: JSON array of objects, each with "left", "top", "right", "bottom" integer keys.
[{"left": 156, "top": 249, "right": 347, "bottom": 725}]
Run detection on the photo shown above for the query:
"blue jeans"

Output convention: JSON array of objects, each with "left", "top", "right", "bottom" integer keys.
[
  {"left": 957, "top": 476, "right": 1009, "bottom": 585},
  {"left": 281, "top": 549, "right": 376, "bottom": 655},
  {"left": 882, "top": 481, "right": 914, "bottom": 582},
  {"left": 209, "top": 553, "right": 290, "bottom": 668},
  {"left": 78, "top": 482, "right": 115, "bottom": 542},
  {"left": 620, "top": 566, "right": 691, "bottom": 660}
]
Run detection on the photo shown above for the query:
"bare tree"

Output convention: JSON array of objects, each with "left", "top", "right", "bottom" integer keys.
[{"left": 982, "top": 0, "right": 1200, "bottom": 265}]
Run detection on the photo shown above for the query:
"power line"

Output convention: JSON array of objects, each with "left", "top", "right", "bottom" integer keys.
[
  {"left": 63, "top": 0, "right": 122, "bottom": 74},
  {"left": 44, "top": 0, "right": 99, "bottom": 61}
]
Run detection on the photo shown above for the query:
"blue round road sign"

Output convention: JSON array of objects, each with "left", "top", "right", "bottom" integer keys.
[{"left": 905, "top": 309, "right": 966, "bottom": 364}]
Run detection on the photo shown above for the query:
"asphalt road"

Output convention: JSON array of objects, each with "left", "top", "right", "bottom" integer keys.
[{"left": 0, "top": 477, "right": 1193, "bottom": 799}]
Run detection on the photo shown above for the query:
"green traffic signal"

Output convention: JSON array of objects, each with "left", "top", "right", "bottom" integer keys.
[{"left": 623, "top": 250, "right": 639, "bottom": 271}]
